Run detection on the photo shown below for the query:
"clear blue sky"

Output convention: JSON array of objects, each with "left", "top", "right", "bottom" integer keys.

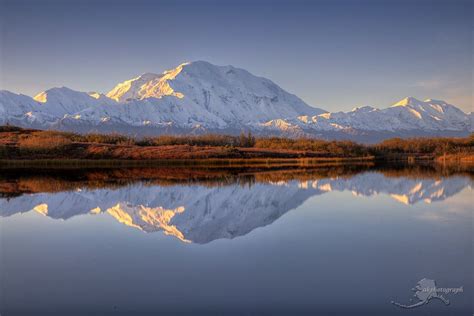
[{"left": 1, "top": 0, "right": 472, "bottom": 112}]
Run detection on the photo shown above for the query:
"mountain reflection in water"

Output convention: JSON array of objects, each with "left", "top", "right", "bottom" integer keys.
[{"left": 0, "top": 164, "right": 472, "bottom": 244}]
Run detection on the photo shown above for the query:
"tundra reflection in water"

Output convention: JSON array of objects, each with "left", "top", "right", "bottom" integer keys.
[
  {"left": 0, "top": 165, "right": 472, "bottom": 315},
  {"left": 0, "top": 166, "right": 471, "bottom": 244}
]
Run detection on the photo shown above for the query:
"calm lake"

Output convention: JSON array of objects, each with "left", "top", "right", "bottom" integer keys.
[{"left": 0, "top": 164, "right": 472, "bottom": 315}]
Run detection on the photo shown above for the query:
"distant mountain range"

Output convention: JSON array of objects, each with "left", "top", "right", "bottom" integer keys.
[
  {"left": 1, "top": 61, "right": 472, "bottom": 142},
  {"left": 1, "top": 172, "right": 471, "bottom": 244}
]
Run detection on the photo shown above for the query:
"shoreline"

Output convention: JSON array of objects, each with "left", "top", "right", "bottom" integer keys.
[
  {"left": 1, "top": 126, "right": 472, "bottom": 167},
  {"left": 1, "top": 162, "right": 472, "bottom": 197},
  {"left": 1, "top": 155, "right": 472, "bottom": 171},
  {"left": 0, "top": 156, "right": 376, "bottom": 169}
]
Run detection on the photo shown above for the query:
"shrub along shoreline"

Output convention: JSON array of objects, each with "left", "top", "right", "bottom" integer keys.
[{"left": 0, "top": 126, "right": 472, "bottom": 163}]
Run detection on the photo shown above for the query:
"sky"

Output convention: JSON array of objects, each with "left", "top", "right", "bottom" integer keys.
[{"left": 0, "top": 0, "right": 472, "bottom": 112}]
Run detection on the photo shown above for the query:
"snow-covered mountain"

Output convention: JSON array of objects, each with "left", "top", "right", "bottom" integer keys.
[
  {"left": 301, "top": 97, "right": 470, "bottom": 132},
  {"left": 0, "top": 61, "right": 471, "bottom": 141},
  {"left": 1, "top": 172, "right": 471, "bottom": 244}
]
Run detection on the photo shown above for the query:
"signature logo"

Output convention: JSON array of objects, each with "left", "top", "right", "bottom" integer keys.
[{"left": 391, "top": 278, "right": 463, "bottom": 309}]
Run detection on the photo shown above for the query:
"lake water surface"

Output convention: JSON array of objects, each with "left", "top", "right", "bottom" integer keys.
[{"left": 0, "top": 164, "right": 472, "bottom": 315}]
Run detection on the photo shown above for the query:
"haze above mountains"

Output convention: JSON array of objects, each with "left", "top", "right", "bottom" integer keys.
[{"left": 0, "top": 61, "right": 471, "bottom": 142}]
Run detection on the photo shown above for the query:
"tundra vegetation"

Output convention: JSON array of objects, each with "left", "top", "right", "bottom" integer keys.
[{"left": 0, "top": 126, "right": 472, "bottom": 162}]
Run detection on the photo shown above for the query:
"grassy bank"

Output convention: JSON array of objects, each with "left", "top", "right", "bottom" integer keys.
[{"left": 0, "top": 126, "right": 472, "bottom": 163}]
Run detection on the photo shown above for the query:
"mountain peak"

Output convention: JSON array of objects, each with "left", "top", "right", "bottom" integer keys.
[
  {"left": 391, "top": 96, "right": 423, "bottom": 107},
  {"left": 139, "top": 72, "right": 161, "bottom": 79},
  {"left": 33, "top": 86, "right": 83, "bottom": 103},
  {"left": 178, "top": 60, "right": 214, "bottom": 70},
  {"left": 88, "top": 91, "right": 102, "bottom": 99},
  {"left": 106, "top": 66, "right": 187, "bottom": 102},
  {"left": 351, "top": 105, "right": 377, "bottom": 113},
  {"left": 1, "top": 62, "right": 469, "bottom": 138}
]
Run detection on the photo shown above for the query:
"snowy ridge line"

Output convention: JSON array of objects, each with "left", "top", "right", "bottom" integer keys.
[{"left": 1, "top": 61, "right": 471, "bottom": 141}]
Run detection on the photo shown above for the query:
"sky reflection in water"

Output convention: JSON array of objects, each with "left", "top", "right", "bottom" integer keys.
[{"left": 0, "top": 166, "right": 472, "bottom": 315}]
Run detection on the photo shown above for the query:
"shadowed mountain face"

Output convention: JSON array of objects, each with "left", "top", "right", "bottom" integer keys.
[{"left": 0, "top": 166, "right": 472, "bottom": 244}]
